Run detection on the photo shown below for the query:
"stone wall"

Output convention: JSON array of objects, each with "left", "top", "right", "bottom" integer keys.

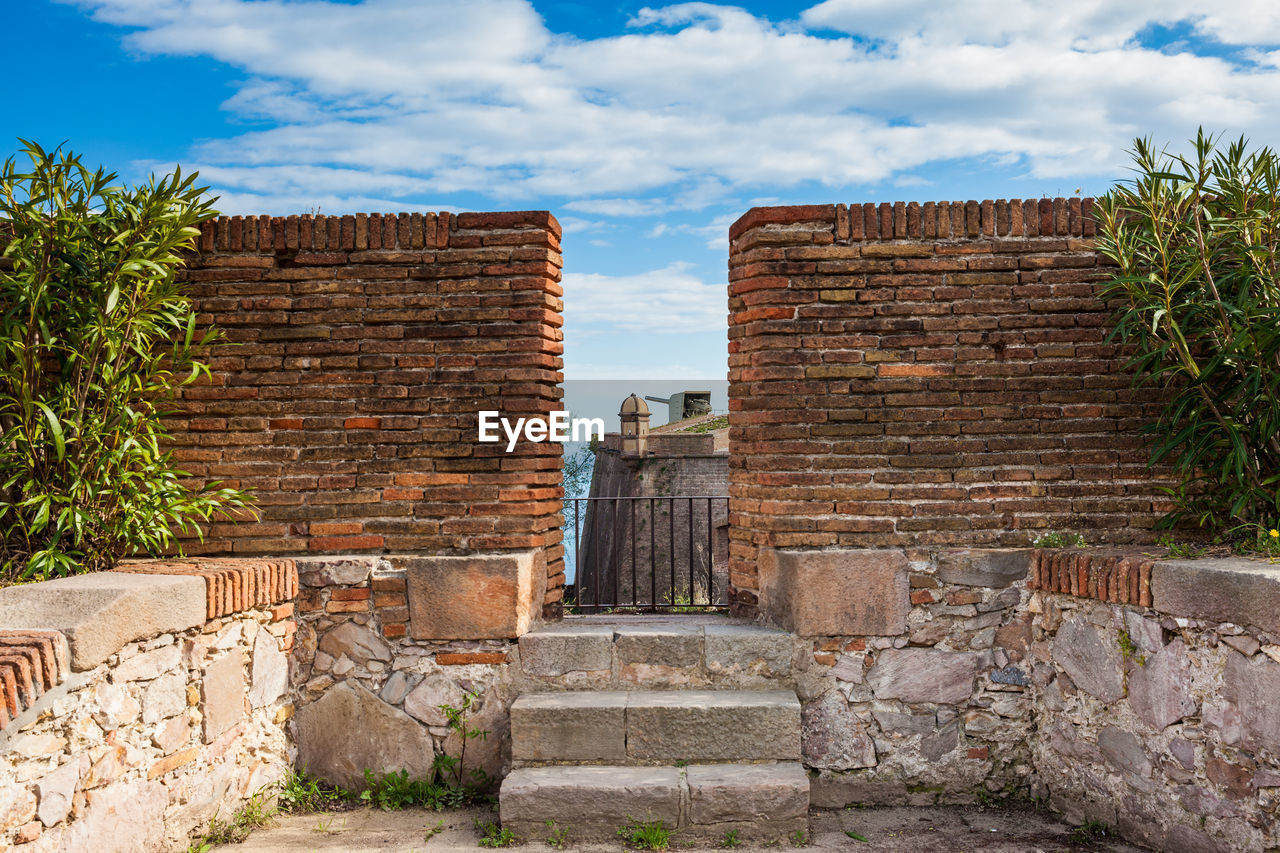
[
  {"left": 0, "top": 559, "right": 297, "bottom": 852},
  {"left": 288, "top": 556, "right": 518, "bottom": 791},
  {"left": 170, "top": 210, "right": 566, "bottom": 615},
  {"left": 1027, "top": 551, "right": 1280, "bottom": 853},
  {"left": 726, "top": 200, "right": 1174, "bottom": 618},
  {"left": 795, "top": 548, "right": 1037, "bottom": 808},
  {"left": 792, "top": 546, "right": 1280, "bottom": 853}
]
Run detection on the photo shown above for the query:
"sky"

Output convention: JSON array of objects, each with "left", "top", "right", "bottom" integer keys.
[{"left": 8, "top": 0, "right": 1280, "bottom": 383}]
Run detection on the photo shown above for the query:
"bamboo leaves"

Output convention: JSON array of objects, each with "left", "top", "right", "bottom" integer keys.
[
  {"left": 1096, "top": 130, "right": 1280, "bottom": 530},
  {"left": 0, "top": 141, "right": 252, "bottom": 583}
]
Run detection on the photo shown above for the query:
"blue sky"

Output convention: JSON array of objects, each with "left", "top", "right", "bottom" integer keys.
[{"left": 8, "top": 1, "right": 1280, "bottom": 381}]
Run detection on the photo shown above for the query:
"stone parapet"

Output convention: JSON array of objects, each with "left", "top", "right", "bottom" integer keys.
[
  {"left": 726, "top": 199, "right": 1173, "bottom": 618},
  {"left": 0, "top": 558, "right": 296, "bottom": 851}
]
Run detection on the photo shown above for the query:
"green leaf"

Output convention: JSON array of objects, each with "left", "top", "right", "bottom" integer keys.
[
  {"left": 34, "top": 401, "right": 65, "bottom": 463},
  {"left": 844, "top": 831, "right": 869, "bottom": 842}
]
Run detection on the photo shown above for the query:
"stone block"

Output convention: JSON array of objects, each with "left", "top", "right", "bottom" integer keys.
[
  {"left": 802, "top": 690, "right": 876, "bottom": 769},
  {"left": 52, "top": 778, "right": 166, "bottom": 853},
  {"left": 703, "top": 623, "right": 793, "bottom": 680},
  {"left": 936, "top": 549, "right": 1032, "bottom": 588},
  {"left": 405, "top": 552, "right": 537, "bottom": 640},
  {"left": 295, "top": 555, "right": 379, "bottom": 587},
  {"left": 0, "top": 788, "right": 28, "bottom": 830},
  {"left": 1163, "top": 825, "right": 1230, "bottom": 853},
  {"left": 34, "top": 759, "right": 81, "bottom": 827},
  {"left": 142, "top": 671, "right": 187, "bottom": 724},
  {"left": 1052, "top": 617, "right": 1124, "bottom": 703},
  {"left": 403, "top": 672, "right": 465, "bottom": 727},
  {"left": 1099, "top": 726, "right": 1151, "bottom": 779},
  {"left": 866, "top": 647, "right": 984, "bottom": 704},
  {"left": 201, "top": 652, "right": 244, "bottom": 743},
  {"left": 510, "top": 692, "right": 627, "bottom": 762},
  {"left": 518, "top": 624, "right": 613, "bottom": 676},
  {"left": 685, "top": 762, "right": 809, "bottom": 838},
  {"left": 317, "top": 621, "right": 391, "bottom": 666},
  {"left": 110, "top": 643, "right": 182, "bottom": 683},
  {"left": 0, "top": 572, "right": 205, "bottom": 670},
  {"left": 294, "top": 681, "right": 434, "bottom": 790},
  {"left": 249, "top": 629, "right": 289, "bottom": 708},
  {"left": 1128, "top": 638, "right": 1197, "bottom": 729},
  {"left": 615, "top": 625, "right": 702, "bottom": 667},
  {"left": 1222, "top": 652, "right": 1280, "bottom": 752},
  {"left": 500, "top": 766, "right": 681, "bottom": 838},
  {"left": 1152, "top": 558, "right": 1280, "bottom": 635},
  {"left": 626, "top": 690, "right": 800, "bottom": 761},
  {"left": 763, "top": 549, "right": 908, "bottom": 636}
]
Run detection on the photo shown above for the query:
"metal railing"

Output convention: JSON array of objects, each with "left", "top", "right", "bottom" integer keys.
[{"left": 566, "top": 495, "right": 729, "bottom": 613}]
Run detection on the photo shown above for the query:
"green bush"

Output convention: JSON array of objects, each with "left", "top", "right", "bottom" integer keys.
[
  {"left": 1095, "top": 130, "right": 1280, "bottom": 533},
  {"left": 0, "top": 140, "right": 250, "bottom": 583}
]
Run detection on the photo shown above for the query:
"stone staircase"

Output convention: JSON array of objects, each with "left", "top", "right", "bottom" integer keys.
[{"left": 500, "top": 616, "right": 809, "bottom": 842}]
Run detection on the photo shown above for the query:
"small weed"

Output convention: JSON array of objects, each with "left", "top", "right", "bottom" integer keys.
[
  {"left": 361, "top": 769, "right": 454, "bottom": 811},
  {"left": 545, "top": 819, "right": 570, "bottom": 849},
  {"left": 617, "top": 817, "right": 670, "bottom": 851},
  {"left": 1230, "top": 521, "right": 1280, "bottom": 559},
  {"left": 674, "top": 759, "right": 688, "bottom": 769},
  {"left": 477, "top": 818, "right": 519, "bottom": 848},
  {"left": 425, "top": 820, "right": 446, "bottom": 842},
  {"left": 974, "top": 789, "right": 996, "bottom": 808},
  {"left": 1117, "top": 629, "right": 1147, "bottom": 667},
  {"left": 1155, "top": 534, "right": 1207, "bottom": 559},
  {"left": 1032, "top": 531, "right": 1088, "bottom": 549},
  {"left": 844, "top": 830, "right": 869, "bottom": 843},
  {"left": 312, "top": 816, "right": 347, "bottom": 835},
  {"left": 1069, "top": 820, "right": 1111, "bottom": 844},
  {"left": 277, "top": 769, "right": 349, "bottom": 813},
  {"left": 186, "top": 791, "right": 277, "bottom": 850},
  {"left": 789, "top": 829, "right": 809, "bottom": 847},
  {"left": 720, "top": 829, "right": 741, "bottom": 848},
  {"left": 439, "top": 690, "right": 491, "bottom": 790}
]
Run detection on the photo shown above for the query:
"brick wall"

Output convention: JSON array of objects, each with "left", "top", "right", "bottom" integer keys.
[
  {"left": 726, "top": 199, "right": 1173, "bottom": 616},
  {"left": 168, "top": 211, "right": 566, "bottom": 613}
]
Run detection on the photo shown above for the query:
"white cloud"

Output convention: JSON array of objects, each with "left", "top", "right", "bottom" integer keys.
[
  {"left": 62, "top": 0, "right": 1280, "bottom": 211},
  {"left": 566, "top": 198, "right": 674, "bottom": 217},
  {"left": 562, "top": 262, "right": 726, "bottom": 334},
  {"left": 645, "top": 214, "right": 737, "bottom": 249}
]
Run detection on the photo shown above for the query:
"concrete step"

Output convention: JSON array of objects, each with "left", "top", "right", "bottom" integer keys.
[
  {"left": 516, "top": 616, "right": 796, "bottom": 690},
  {"left": 500, "top": 762, "right": 810, "bottom": 841},
  {"left": 511, "top": 689, "right": 801, "bottom": 764}
]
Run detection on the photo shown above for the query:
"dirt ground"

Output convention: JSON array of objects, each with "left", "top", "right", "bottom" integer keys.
[{"left": 212, "top": 802, "right": 1149, "bottom": 853}]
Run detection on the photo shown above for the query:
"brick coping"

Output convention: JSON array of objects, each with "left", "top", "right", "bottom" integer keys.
[
  {"left": 1028, "top": 548, "right": 1155, "bottom": 607},
  {"left": 728, "top": 198, "right": 1097, "bottom": 242},
  {"left": 116, "top": 557, "right": 297, "bottom": 620},
  {"left": 1030, "top": 547, "right": 1280, "bottom": 635}
]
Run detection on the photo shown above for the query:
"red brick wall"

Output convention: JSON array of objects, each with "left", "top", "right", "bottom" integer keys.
[
  {"left": 168, "top": 211, "right": 566, "bottom": 613},
  {"left": 726, "top": 199, "right": 1173, "bottom": 616}
]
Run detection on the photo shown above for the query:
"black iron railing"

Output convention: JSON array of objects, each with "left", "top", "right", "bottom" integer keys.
[{"left": 566, "top": 496, "right": 729, "bottom": 613}]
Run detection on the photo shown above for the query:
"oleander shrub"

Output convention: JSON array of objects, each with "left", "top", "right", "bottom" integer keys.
[
  {"left": 0, "top": 140, "right": 251, "bottom": 583},
  {"left": 1095, "top": 130, "right": 1280, "bottom": 532}
]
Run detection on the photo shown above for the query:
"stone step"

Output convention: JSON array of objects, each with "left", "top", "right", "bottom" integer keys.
[
  {"left": 511, "top": 689, "right": 801, "bottom": 764},
  {"left": 499, "top": 762, "right": 809, "bottom": 841},
  {"left": 516, "top": 616, "right": 796, "bottom": 690}
]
